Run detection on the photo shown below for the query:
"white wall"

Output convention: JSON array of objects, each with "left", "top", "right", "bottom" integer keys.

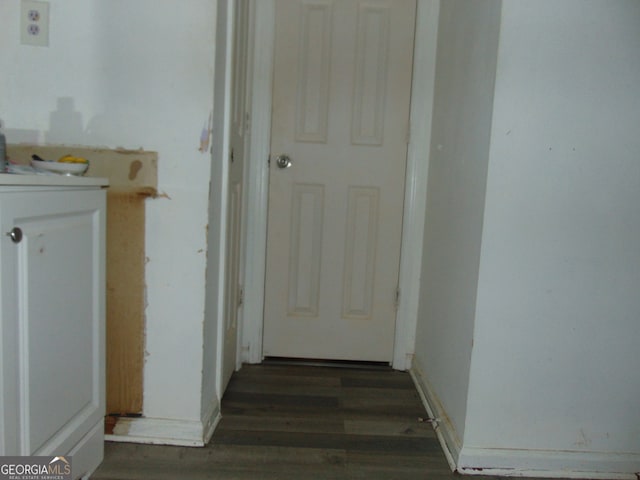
[
  {"left": 413, "top": 0, "right": 501, "bottom": 451},
  {"left": 413, "top": 0, "right": 640, "bottom": 476},
  {"left": 461, "top": 1, "right": 640, "bottom": 474},
  {"left": 0, "top": 0, "right": 219, "bottom": 437}
]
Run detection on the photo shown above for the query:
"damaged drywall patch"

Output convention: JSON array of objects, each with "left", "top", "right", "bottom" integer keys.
[
  {"left": 106, "top": 189, "right": 149, "bottom": 416},
  {"left": 129, "top": 159, "right": 143, "bottom": 180},
  {"left": 155, "top": 191, "right": 172, "bottom": 200}
]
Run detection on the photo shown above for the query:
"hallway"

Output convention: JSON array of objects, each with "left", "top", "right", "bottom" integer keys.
[{"left": 93, "top": 363, "right": 553, "bottom": 479}]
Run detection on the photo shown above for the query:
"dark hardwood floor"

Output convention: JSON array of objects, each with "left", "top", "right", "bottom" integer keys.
[{"left": 92, "top": 363, "right": 534, "bottom": 479}]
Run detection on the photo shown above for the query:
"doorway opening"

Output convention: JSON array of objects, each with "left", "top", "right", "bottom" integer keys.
[{"left": 225, "top": 0, "right": 439, "bottom": 373}]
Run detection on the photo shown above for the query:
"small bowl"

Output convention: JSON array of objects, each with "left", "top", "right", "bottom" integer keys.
[{"left": 31, "top": 159, "right": 89, "bottom": 176}]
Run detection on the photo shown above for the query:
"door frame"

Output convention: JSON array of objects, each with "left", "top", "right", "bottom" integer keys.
[{"left": 240, "top": 0, "right": 440, "bottom": 370}]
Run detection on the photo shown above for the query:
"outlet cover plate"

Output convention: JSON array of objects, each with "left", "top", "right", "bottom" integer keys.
[{"left": 21, "top": 0, "right": 50, "bottom": 47}]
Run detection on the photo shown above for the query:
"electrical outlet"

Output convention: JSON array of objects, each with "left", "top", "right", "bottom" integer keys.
[{"left": 20, "top": 1, "right": 49, "bottom": 47}]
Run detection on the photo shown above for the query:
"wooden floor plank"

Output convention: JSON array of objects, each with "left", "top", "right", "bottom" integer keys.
[
  {"left": 219, "top": 413, "right": 345, "bottom": 434},
  {"left": 211, "top": 428, "right": 438, "bottom": 454},
  {"left": 97, "top": 445, "right": 348, "bottom": 480},
  {"left": 232, "top": 364, "right": 345, "bottom": 380},
  {"left": 343, "top": 418, "right": 435, "bottom": 438},
  {"left": 223, "top": 390, "right": 340, "bottom": 408},
  {"left": 225, "top": 378, "right": 342, "bottom": 397},
  {"left": 229, "top": 370, "right": 342, "bottom": 386},
  {"left": 340, "top": 372, "right": 416, "bottom": 390}
]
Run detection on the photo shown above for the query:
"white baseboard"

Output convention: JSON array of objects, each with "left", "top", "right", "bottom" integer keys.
[
  {"left": 458, "top": 446, "right": 640, "bottom": 479},
  {"left": 202, "top": 399, "right": 222, "bottom": 445},
  {"left": 410, "top": 358, "right": 639, "bottom": 479},
  {"left": 409, "top": 360, "right": 461, "bottom": 471},
  {"left": 105, "top": 402, "right": 221, "bottom": 448}
]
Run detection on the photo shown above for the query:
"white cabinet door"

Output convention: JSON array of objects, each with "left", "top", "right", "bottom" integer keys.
[{"left": 0, "top": 187, "right": 105, "bottom": 459}]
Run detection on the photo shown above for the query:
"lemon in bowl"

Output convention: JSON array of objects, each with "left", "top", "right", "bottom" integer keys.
[{"left": 31, "top": 154, "right": 89, "bottom": 176}]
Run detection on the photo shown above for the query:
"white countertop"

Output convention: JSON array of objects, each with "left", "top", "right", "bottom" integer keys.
[{"left": 0, "top": 173, "right": 109, "bottom": 187}]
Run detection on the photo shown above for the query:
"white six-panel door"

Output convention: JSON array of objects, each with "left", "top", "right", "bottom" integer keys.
[{"left": 263, "top": 0, "right": 416, "bottom": 362}]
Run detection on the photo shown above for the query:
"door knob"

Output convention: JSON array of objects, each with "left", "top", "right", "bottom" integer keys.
[
  {"left": 275, "top": 154, "right": 292, "bottom": 169},
  {"left": 7, "top": 227, "right": 23, "bottom": 244}
]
